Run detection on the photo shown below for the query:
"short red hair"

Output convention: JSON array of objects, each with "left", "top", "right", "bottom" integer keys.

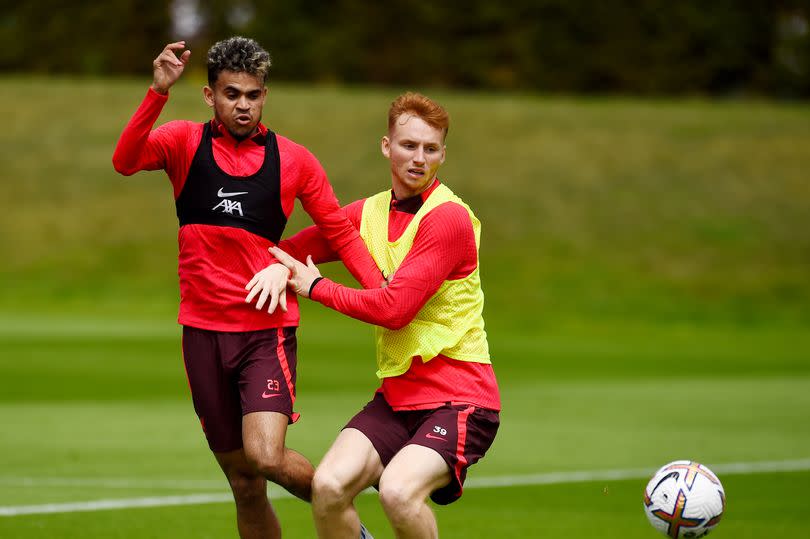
[{"left": 388, "top": 92, "right": 449, "bottom": 139}]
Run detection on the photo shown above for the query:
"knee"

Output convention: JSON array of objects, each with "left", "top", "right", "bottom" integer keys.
[
  {"left": 378, "top": 478, "right": 420, "bottom": 522},
  {"left": 245, "top": 446, "right": 284, "bottom": 482},
  {"left": 312, "top": 466, "right": 351, "bottom": 512},
  {"left": 227, "top": 472, "right": 267, "bottom": 508}
]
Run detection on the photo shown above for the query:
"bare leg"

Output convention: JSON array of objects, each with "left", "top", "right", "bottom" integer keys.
[
  {"left": 378, "top": 445, "right": 451, "bottom": 539},
  {"left": 242, "top": 411, "right": 315, "bottom": 502},
  {"left": 312, "top": 428, "right": 384, "bottom": 539},
  {"left": 215, "top": 449, "right": 282, "bottom": 539}
]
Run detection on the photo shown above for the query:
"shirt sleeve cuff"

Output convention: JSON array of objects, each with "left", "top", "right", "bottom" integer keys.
[
  {"left": 147, "top": 86, "right": 170, "bottom": 100},
  {"left": 309, "top": 276, "right": 325, "bottom": 299}
]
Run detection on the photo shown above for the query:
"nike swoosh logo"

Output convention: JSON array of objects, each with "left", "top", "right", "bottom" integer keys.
[
  {"left": 261, "top": 392, "right": 282, "bottom": 399},
  {"left": 218, "top": 188, "right": 249, "bottom": 198},
  {"left": 425, "top": 433, "right": 447, "bottom": 441}
]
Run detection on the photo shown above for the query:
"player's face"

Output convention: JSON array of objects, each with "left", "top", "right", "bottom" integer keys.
[
  {"left": 203, "top": 70, "right": 267, "bottom": 140},
  {"left": 382, "top": 114, "right": 446, "bottom": 200}
]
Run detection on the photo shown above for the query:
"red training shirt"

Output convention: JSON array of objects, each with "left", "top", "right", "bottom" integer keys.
[{"left": 112, "top": 87, "right": 380, "bottom": 331}]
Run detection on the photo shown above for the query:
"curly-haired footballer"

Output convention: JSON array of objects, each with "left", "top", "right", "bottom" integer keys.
[{"left": 113, "top": 37, "right": 382, "bottom": 539}]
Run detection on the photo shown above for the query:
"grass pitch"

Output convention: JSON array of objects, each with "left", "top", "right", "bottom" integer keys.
[{"left": 0, "top": 317, "right": 808, "bottom": 537}]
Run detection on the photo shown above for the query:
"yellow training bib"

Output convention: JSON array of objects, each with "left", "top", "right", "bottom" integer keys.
[{"left": 359, "top": 183, "right": 490, "bottom": 378}]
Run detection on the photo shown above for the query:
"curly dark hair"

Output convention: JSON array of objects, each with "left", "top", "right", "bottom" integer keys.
[{"left": 207, "top": 36, "right": 271, "bottom": 86}]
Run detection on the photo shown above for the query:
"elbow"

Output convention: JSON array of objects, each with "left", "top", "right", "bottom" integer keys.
[
  {"left": 381, "top": 313, "right": 413, "bottom": 331},
  {"left": 112, "top": 153, "right": 135, "bottom": 176},
  {"left": 373, "top": 292, "right": 421, "bottom": 330}
]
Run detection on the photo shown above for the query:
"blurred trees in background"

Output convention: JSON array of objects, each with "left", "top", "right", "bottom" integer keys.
[
  {"left": 2, "top": 0, "right": 809, "bottom": 96},
  {"left": 0, "top": 0, "right": 171, "bottom": 75}
]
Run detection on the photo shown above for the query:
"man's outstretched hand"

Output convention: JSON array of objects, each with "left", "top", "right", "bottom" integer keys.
[{"left": 268, "top": 246, "right": 322, "bottom": 298}]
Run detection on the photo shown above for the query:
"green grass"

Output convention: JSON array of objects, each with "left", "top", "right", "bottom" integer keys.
[
  {"left": 2, "top": 474, "right": 808, "bottom": 538},
  {"left": 0, "top": 319, "right": 809, "bottom": 537},
  {"left": 0, "top": 77, "right": 808, "bottom": 536}
]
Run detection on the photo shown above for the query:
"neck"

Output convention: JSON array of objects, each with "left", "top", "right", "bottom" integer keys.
[
  {"left": 393, "top": 178, "right": 436, "bottom": 200},
  {"left": 230, "top": 130, "right": 253, "bottom": 141}
]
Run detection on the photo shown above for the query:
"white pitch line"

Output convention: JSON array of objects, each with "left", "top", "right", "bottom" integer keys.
[
  {"left": 2, "top": 458, "right": 809, "bottom": 517},
  {"left": 0, "top": 493, "right": 234, "bottom": 517},
  {"left": 463, "top": 458, "right": 810, "bottom": 488},
  {"left": 0, "top": 477, "right": 225, "bottom": 491}
]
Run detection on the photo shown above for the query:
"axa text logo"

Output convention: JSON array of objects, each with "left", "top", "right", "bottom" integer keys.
[{"left": 213, "top": 187, "right": 248, "bottom": 217}]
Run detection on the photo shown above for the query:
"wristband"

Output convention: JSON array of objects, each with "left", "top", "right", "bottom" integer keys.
[{"left": 309, "top": 277, "right": 324, "bottom": 297}]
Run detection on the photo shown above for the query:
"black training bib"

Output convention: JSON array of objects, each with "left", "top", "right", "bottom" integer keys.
[{"left": 175, "top": 122, "right": 287, "bottom": 243}]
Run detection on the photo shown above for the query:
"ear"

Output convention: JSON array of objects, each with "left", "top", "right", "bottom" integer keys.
[
  {"left": 203, "top": 85, "right": 214, "bottom": 107},
  {"left": 440, "top": 144, "right": 446, "bottom": 165},
  {"left": 381, "top": 135, "right": 391, "bottom": 158}
]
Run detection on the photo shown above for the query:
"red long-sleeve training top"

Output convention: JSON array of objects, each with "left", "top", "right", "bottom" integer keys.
[
  {"left": 113, "top": 87, "right": 380, "bottom": 331},
  {"left": 280, "top": 181, "right": 501, "bottom": 411}
]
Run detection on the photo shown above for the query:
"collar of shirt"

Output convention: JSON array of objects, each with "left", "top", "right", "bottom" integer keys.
[
  {"left": 210, "top": 119, "right": 268, "bottom": 146},
  {"left": 389, "top": 179, "right": 441, "bottom": 214}
]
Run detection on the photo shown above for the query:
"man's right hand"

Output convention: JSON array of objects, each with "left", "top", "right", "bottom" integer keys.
[
  {"left": 151, "top": 41, "right": 191, "bottom": 95},
  {"left": 268, "top": 247, "right": 322, "bottom": 298}
]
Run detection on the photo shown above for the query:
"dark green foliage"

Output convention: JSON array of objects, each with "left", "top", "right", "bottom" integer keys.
[
  {"left": 0, "top": 1, "right": 171, "bottom": 75},
  {"left": 1, "top": 1, "right": 809, "bottom": 95}
]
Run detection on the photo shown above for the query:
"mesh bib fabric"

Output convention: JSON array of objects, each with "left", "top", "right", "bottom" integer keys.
[{"left": 359, "top": 183, "right": 490, "bottom": 378}]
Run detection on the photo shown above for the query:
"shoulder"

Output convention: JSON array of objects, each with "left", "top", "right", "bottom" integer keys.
[
  {"left": 275, "top": 134, "right": 323, "bottom": 172},
  {"left": 425, "top": 199, "right": 473, "bottom": 225},
  {"left": 159, "top": 119, "right": 202, "bottom": 130},
  {"left": 420, "top": 200, "right": 475, "bottom": 239},
  {"left": 275, "top": 133, "right": 315, "bottom": 160},
  {"left": 346, "top": 198, "right": 367, "bottom": 213},
  {"left": 155, "top": 119, "right": 203, "bottom": 138},
  {"left": 147, "top": 121, "right": 204, "bottom": 158},
  {"left": 344, "top": 198, "right": 367, "bottom": 222}
]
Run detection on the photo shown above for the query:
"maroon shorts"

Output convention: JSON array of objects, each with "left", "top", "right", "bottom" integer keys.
[
  {"left": 182, "top": 326, "right": 299, "bottom": 453},
  {"left": 345, "top": 392, "right": 500, "bottom": 505}
]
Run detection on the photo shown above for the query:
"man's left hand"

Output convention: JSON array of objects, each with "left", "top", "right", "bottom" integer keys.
[{"left": 245, "top": 263, "right": 290, "bottom": 313}]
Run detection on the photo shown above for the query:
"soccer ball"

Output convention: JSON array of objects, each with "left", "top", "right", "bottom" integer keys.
[{"left": 643, "top": 460, "right": 725, "bottom": 538}]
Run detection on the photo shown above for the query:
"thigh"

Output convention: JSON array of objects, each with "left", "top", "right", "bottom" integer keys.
[
  {"left": 241, "top": 410, "right": 290, "bottom": 463},
  {"left": 317, "top": 428, "right": 385, "bottom": 496},
  {"left": 182, "top": 326, "right": 243, "bottom": 452},
  {"left": 237, "top": 327, "right": 300, "bottom": 423},
  {"left": 344, "top": 393, "right": 411, "bottom": 467},
  {"left": 380, "top": 443, "right": 451, "bottom": 500}
]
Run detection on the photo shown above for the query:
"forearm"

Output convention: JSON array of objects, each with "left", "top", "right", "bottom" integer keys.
[
  {"left": 278, "top": 225, "right": 340, "bottom": 265},
  {"left": 112, "top": 88, "right": 168, "bottom": 175},
  {"left": 307, "top": 202, "right": 476, "bottom": 328},
  {"left": 314, "top": 216, "right": 381, "bottom": 289},
  {"left": 311, "top": 278, "right": 429, "bottom": 330}
]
